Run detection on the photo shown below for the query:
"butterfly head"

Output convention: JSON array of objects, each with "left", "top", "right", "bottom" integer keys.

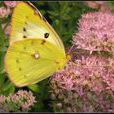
[
  {"left": 66, "top": 54, "right": 71, "bottom": 61},
  {"left": 56, "top": 54, "right": 71, "bottom": 72}
]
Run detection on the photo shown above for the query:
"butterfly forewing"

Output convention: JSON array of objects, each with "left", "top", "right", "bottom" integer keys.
[{"left": 10, "top": 2, "right": 65, "bottom": 52}]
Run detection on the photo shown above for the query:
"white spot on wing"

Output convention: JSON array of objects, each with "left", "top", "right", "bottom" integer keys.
[{"left": 34, "top": 53, "right": 39, "bottom": 59}]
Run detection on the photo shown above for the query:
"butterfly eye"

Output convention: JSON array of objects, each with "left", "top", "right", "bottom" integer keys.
[{"left": 44, "top": 33, "right": 49, "bottom": 38}]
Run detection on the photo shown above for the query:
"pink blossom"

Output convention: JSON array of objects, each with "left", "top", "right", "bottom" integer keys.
[
  {"left": 85, "top": 1, "right": 101, "bottom": 9},
  {"left": 52, "top": 56, "right": 114, "bottom": 92},
  {"left": 0, "top": 7, "right": 10, "bottom": 18},
  {"left": 85, "top": 1, "right": 112, "bottom": 12},
  {"left": 0, "top": 96, "right": 6, "bottom": 103},
  {"left": 10, "top": 94, "right": 20, "bottom": 103},
  {"left": 16, "top": 90, "right": 36, "bottom": 108},
  {"left": 73, "top": 12, "right": 114, "bottom": 53},
  {"left": 4, "top": 1, "right": 18, "bottom": 8},
  {"left": 0, "top": 90, "right": 36, "bottom": 112},
  {"left": 50, "top": 56, "right": 114, "bottom": 112},
  {"left": 21, "top": 102, "right": 30, "bottom": 110},
  {"left": 95, "top": 1, "right": 106, "bottom": 4},
  {"left": 2, "top": 23, "right": 11, "bottom": 36}
]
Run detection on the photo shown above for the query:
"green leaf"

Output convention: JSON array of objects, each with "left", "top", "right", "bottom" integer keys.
[
  {"left": 3, "top": 82, "right": 15, "bottom": 95},
  {"left": 28, "top": 84, "right": 40, "bottom": 92},
  {"left": 47, "top": 11, "right": 59, "bottom": 17}
]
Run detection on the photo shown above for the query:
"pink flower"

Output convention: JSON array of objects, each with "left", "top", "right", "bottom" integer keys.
[
  {"left": 16, "top": 90, "right": 36, "bottom": 109},
  {"left": 50, "top": 56, "right": 114, "bottom": 112},
  {"left": 85, "top": 1, "right": 112, "bottom": 12},
  {"left": 0, "top": 7, "right": 10, "bottom": 18},
  {"left": 52, "top": 55, "right": 114, "bottom": 92},
  {"left": 10, "top": 94, "right": 20, "bottom": 103},
  {"left": 85, "top": 1, "right": 101, "bottom": 9},
  {"left": 0, "top": 96, "right": 6, "bottom": 103},
  {"left": 0, "top": 90, "right": 36, "bottom": 112},
  {"left": 2, "top": 23, "right": 11, "bottom": 36},
  {"left": 21, "top": 102, "right": 30, "bottom": 110},
  {"left": 73, "top": 12, "right": 114, "bottom": 53},
  {"left": 4, "top": 1, "right": 18, "bottom": 8}
]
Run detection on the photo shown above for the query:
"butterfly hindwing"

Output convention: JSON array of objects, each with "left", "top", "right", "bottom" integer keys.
[{"left": 5, "top": 39, "right": 67, "bottom": 87}]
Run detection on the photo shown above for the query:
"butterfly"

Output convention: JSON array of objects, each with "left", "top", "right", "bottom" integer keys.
[{"left": 5, "top": 2, "right": 70, "bottom": 87}]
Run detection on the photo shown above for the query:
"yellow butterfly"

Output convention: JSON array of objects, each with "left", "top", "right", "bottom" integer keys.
[{"left": 5, "top": 2, "right": 70, "bottom": 87}]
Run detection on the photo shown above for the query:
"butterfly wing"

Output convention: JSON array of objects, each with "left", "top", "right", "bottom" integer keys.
[
  {"left": 5, "top": 39, "right": 67, "bottom": 87},
  {"left": 10, "top": 2, "right": 65, "bottom": 52}
]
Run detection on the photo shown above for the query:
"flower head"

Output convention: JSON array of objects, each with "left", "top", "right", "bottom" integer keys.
[
  {"left": 0, "top": 7, "right": 10, "bottom": 18},
  {"left": 50, "top": 56, "right": 114, "bottom": 112},
  {"left": 4, "top": 1, "right": 18, "bottom": 8},
  {"left": 0, "top": 96, "right": 6, "bottom": 103},
  {"left": 0, "top": 90, "right": 36, "bottom": 112},
  {"left": 73, "top": 12, "right": 114, "bottom": 53},
  {"left": 2, "top": 23, "right": 11, "bottom": 36},
  {"left": 85, "top": 1, "right": 112, "bottom": 12},
  {"left": 16, "top": 90, "right": 36, "bottom": 110}
]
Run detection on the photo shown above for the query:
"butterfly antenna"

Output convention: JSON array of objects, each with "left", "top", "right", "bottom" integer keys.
[{"left": 68, "top": 44, "right": 75, "bottom": 55}]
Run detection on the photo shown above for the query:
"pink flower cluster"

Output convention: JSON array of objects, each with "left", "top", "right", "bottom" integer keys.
[
  {"left": 0, "top": 1, "right": 19, "bottom": 36},
  {"left": 50, "top": 56, "right": 114, "bottom": 112},
  {"left": 85, "top": 1, "right": 112, "bottom": 12},
  {"left": 1, "top": 23, "right": 11, "bottom": 36},
  {"left": 0, "top": 1, "right": 18, "bottom": 18},
  {"left": 73, "top": 12, "right": 114, "bottom": 53},
  {"left": 51, "top": 10, "right": 114, "bottom": 112},
  {"left": 0, "top": 90, "right": 36, "bottom": 112},
  {"left": 85, "top": 1, "right": 106, "bottom": 9},
  {"left": 4, "top": 1, "right": 18, "bottom": 8},
  {"left": 51, "top": 56, "right": 114, "bottom": 92},
  {"left": 0, "top": 7, "right": 10, "bottom": 18},
  {"left": 15, "top": 90, "right": 36, "bottom": 110}
]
